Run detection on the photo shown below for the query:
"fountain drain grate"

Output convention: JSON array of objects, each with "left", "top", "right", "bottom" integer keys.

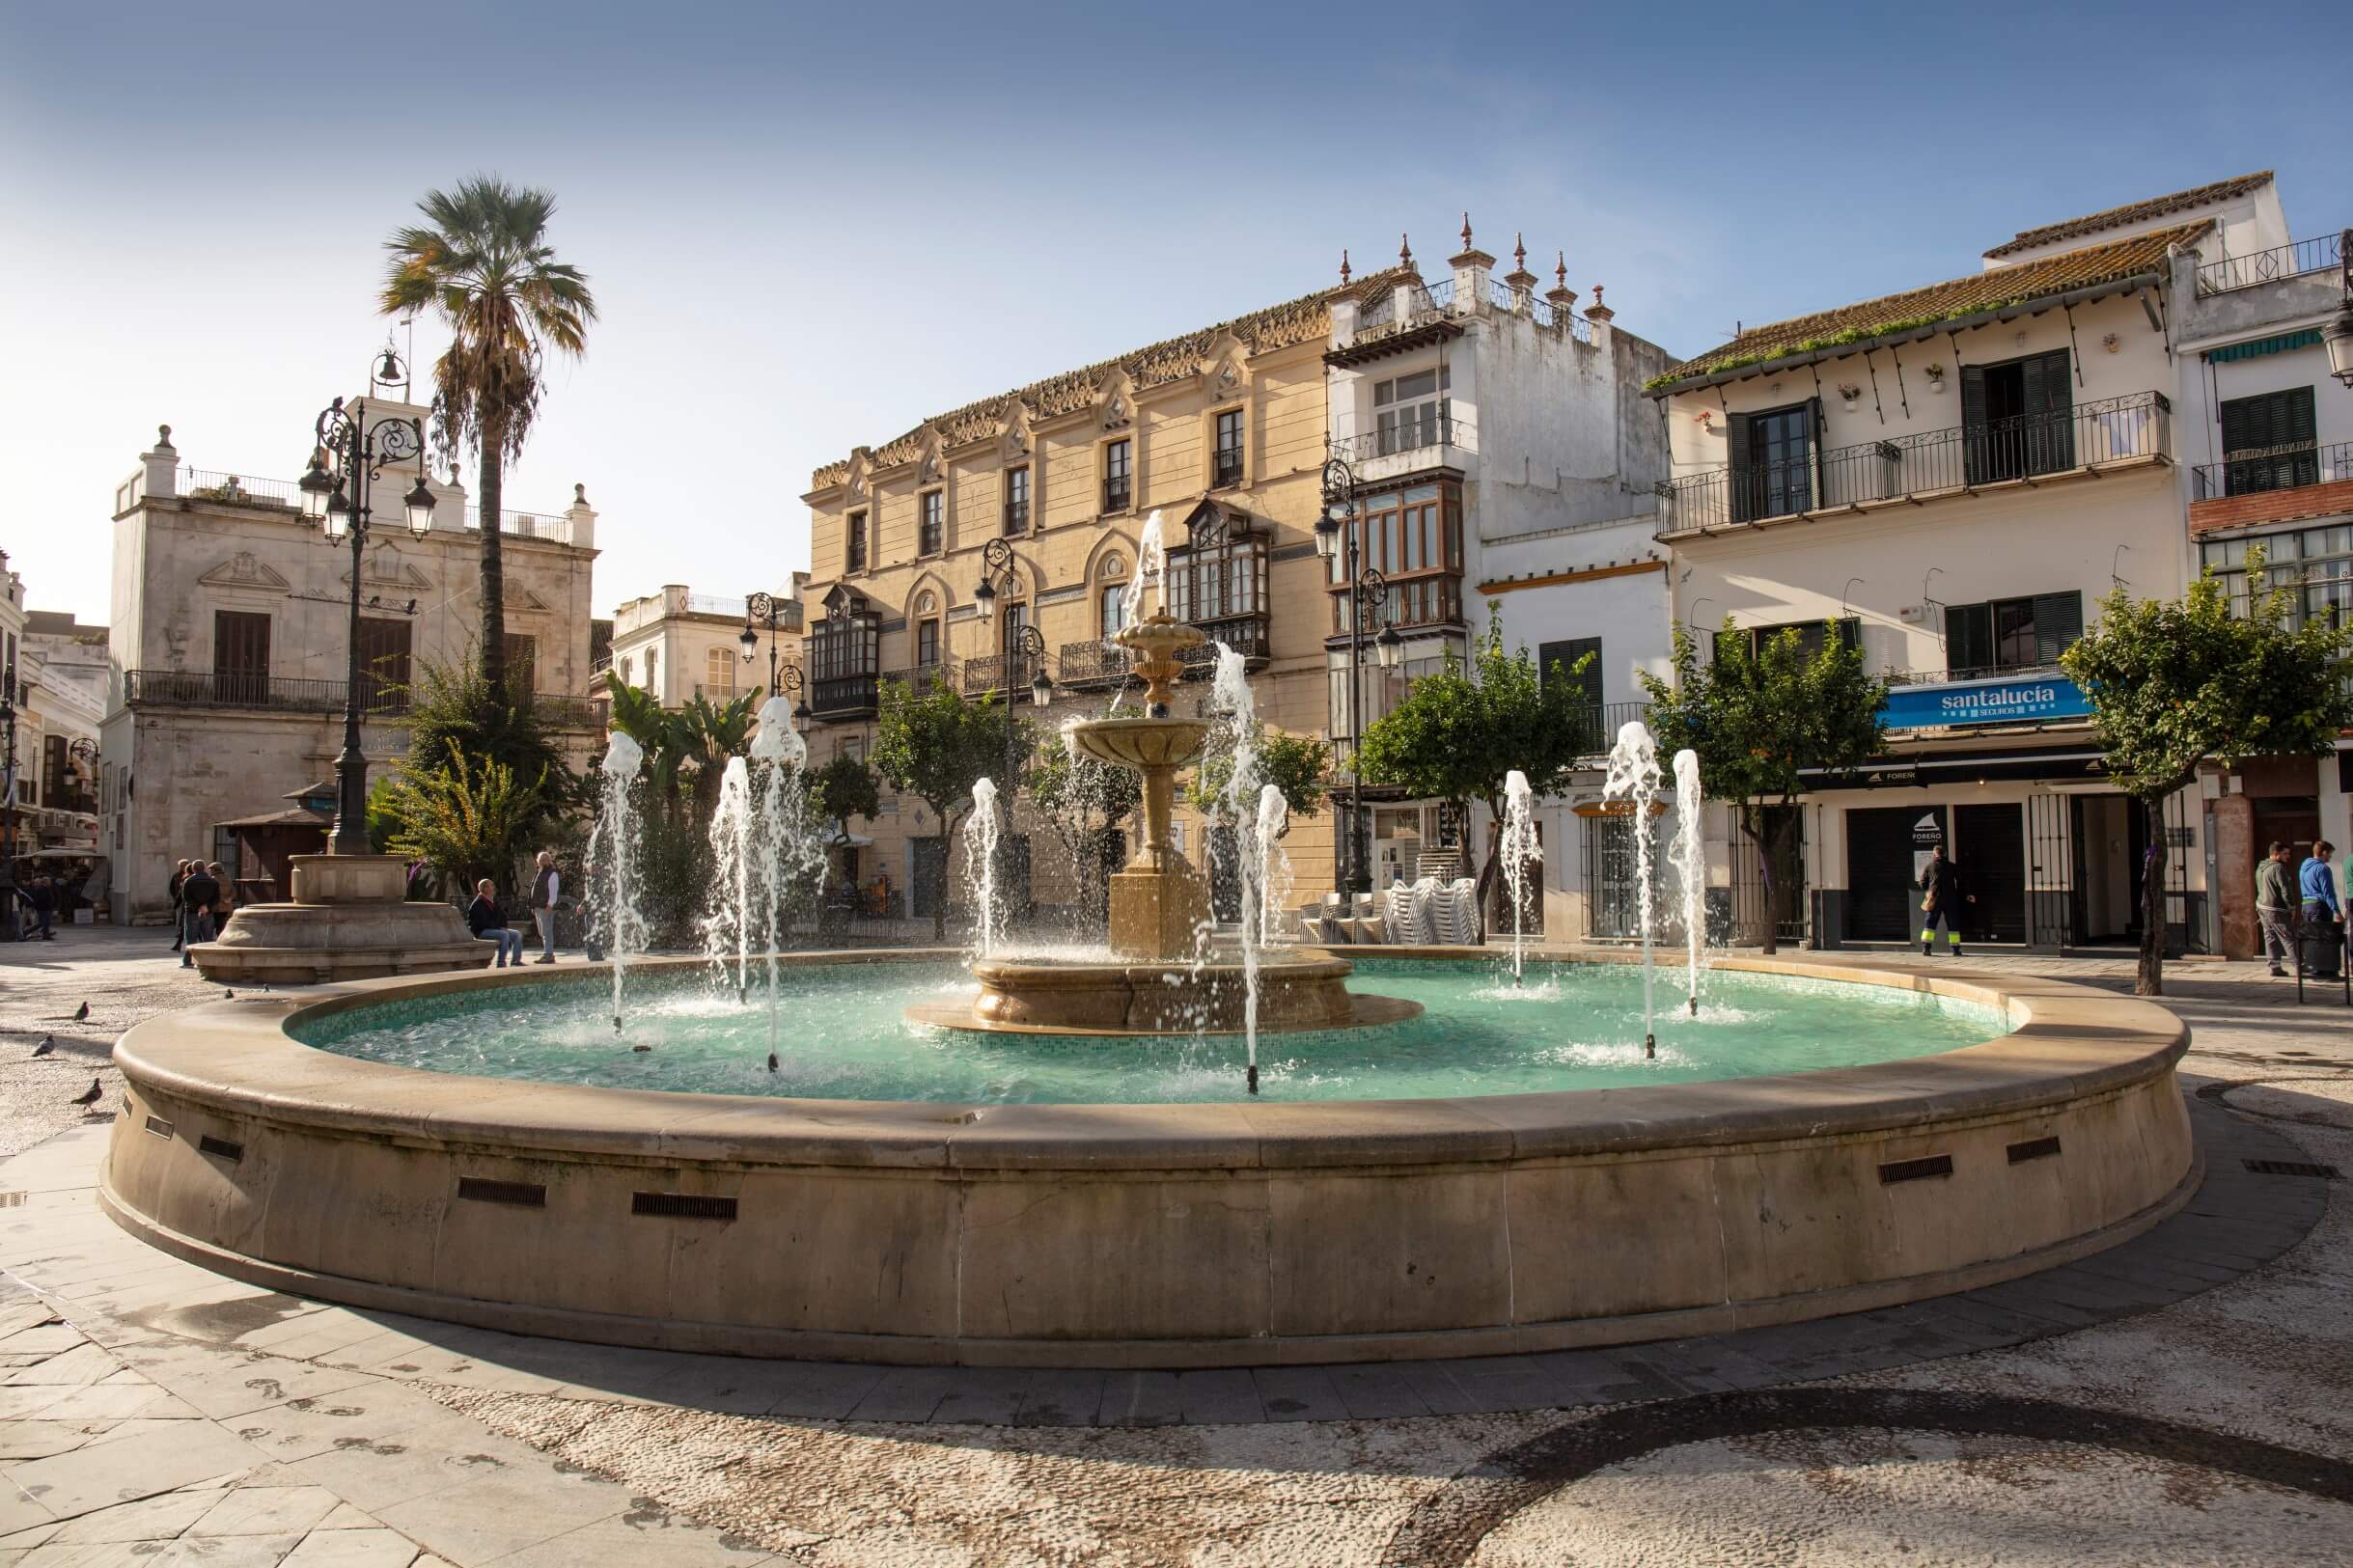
[
  {"left": 2006, "top": 1136, "right": 2062, "bottom": 1164},
  {"left": 457, "top": 1177, "right": 547, "bottom": 1207},
  {"left": 632, "top": 1192, "right": 738, "bottom": 1221},
  {"left": 2242, "top": 1159, "right": 2341, "bottom": 1180},
  {"left": 144, "top": 1115, "right": 176, "bottom": 1141},
  {"left": 197, "top": 1135, "right": 243, "bottom": 1164},
  {"left": 1878, "top": 1154, "right": 1953, "bottom": 1185}
]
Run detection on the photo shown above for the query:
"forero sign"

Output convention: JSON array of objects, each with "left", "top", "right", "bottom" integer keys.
[{"left": 1881, "top": 674, "right": 2093, "bottom": 730}]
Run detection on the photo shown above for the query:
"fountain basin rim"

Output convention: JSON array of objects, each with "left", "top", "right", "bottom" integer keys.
[{"left": 114, "top": 949, "right": 2187, "bottom": 1170}]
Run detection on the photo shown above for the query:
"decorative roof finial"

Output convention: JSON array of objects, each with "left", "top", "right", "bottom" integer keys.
[
  {"left": 1400, "top": 233, "right": 1413, "bottom": 268},
  {"left": 1460, "top": 212, "right": 1473, "bottom": 251},
  {"left": 1592, "top": 285, "right": 1604, "bottom": 306},
  {"left": 1340, "top": 248, "right": 1351, "bottom": 285},
  {"left": 574, "top": 482, "right": 589, "bottom": 506},
  {"left": 1514, "top": 233, "right": 1527, "bottom": 270},
  {"left": 1556, "top": 251, "right": 1567, "bottom": 289}
]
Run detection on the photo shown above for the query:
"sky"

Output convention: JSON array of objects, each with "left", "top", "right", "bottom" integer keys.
[{"left": 2, "top": 0, "right": 2342, "bottom": 626}]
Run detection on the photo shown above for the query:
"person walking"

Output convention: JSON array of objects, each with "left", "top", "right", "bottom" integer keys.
[
  {"left": 467, "top": 878, "right": 524, "bottom": 967},
  {"left": 1918, "top": 843, "right": 1974, "bottom": 957},
  {"left": 2299, "top": 840, "right": 2342, "bottom": 979},
  {"left": 26, "top": 875, "right": 55, "bottom": 941},
  {"left": 529, "top": 850, "right": 562, "bottom": 965},
  {"left": 167, "top": 860, "right": 191, "bottom": 951},
  {"left": 178, "top": 860, "right": 221, "bottom": 966},
  {"left": 2256, "top": 840, "right": 2298, "bottom": 977}
]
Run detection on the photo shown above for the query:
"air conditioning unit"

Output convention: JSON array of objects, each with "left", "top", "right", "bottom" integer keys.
[{"left": 1897, "top": 604, "right": 1928, "bottom": 624}]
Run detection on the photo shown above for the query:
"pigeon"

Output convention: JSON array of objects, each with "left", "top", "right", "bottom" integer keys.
[
  {"left": 69, "top": 1079, "right": 101, "bottom": 1108},
  {"left": 70, "top": 1002, "right": 88, "bottom": 1023},
  {"left": 31, "top": 1035, "right": 54, "bottom": 1059},
  {"left": 224, "top": 989, "right": 235, "bottom": 1001},
  {"left": 766, "top": 1052, "right": 779, "bottom": 1074},
  {"left": 630, "top": 1043, "right": 652, "bottom": 1054}
]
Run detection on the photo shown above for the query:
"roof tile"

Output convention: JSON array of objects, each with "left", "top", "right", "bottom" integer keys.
[{"left": 1982, "top": 172, "right": 2270, "bottom": 260}]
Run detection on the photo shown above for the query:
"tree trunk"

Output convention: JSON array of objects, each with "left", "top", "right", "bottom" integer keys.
[
  {"left": 477, "top": 419, "right": 508, "bottom": 702},
  {"left": 2139, "top": 794, "right": 2166, "bottom": 997},
  {"left": 1747, "top": 808, "right": 1779, "bottom": 957}
]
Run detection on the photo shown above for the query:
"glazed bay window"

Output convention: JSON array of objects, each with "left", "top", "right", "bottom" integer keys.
[
  {"left": 918, "top": 491, "right": 942, "bottom": 557},
  {"left": 1373, "top": 366, "right": 1451, "bottom": 454},
  {"left": 1168, "top": 504, "right": 1270, "bottom": 660},
  {"left": 1942, "top": 592, "right": 2082, "bottom": 677},
  {"left": 845, "top": 509, "right": 869, "bottom": 574},
  {"left": 1003, "top": 466, "right": 1030, "bottom": 535},
  {"left": 1212, "top": 408, "right": 1244, "bottom": 487},
  {"left": 1102, "top": 438, "right": 1132, "bottom": 512},
  {"left": 809, "top": 588, "right": 882, "bottom": 716},
  {"left": 1328, "top": 481, "right": 1465, "bottom": 633}
]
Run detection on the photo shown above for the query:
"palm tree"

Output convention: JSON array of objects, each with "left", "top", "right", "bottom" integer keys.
[
  {"left": 678, "top": 691, "right": 763, "bottom": 816},
  {"left": 380, "top": 177, "right": 595, "bottom": 703}
]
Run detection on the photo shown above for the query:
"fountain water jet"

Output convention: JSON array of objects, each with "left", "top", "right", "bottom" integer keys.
[
  {"left": 590, "top": 730, "right": 646, "bottom": 1033},
  {"left": 1501, "top": 770, "right": 1537, "bottom": 987},
  {"left": 704, "top": 757, "right": 755, "bottom": 1002},
  {"left": 1602, "top": 722, "right": 1663, "bottom": 1059},
  {"left": 751, "top": 697, "right": 821, "bottom": 1070},
  {"left": 965, "top": 778, "right": 1003, "bottom": 959},
  {"left": 1213, "top": 644, "right": 1270, "bottom": 1092},
  {"left": 1671, "top": 749, "right": 1707, "bottom": 1018}
]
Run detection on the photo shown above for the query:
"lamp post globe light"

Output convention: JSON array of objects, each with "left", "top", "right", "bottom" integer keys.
[
  {"left": 300, "top": 375, "right": 433, "bottom": 857},
  {"left": 740, "top": 591, "right": 793, "bottom": 697},
  {"left": 1318, "top": 450, "right": 1398, "bottom": 895}
]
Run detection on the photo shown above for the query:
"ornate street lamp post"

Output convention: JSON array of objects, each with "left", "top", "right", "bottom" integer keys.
[
  {"left": 972, "top": 536, "right": 1055, "bottom": 787},
  {"left": 296, "top": 365, "right": 435, "bottom": 857},
  {"left": 1315, "top": 453, "right": 1403, "bottom": 895},
  {"left": 0, "top": 663, "right": 17, "bottom": 939}
]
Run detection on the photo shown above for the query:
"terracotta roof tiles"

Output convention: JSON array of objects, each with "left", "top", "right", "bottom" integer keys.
[{"left": 1982, "top": 172, "right": 2270, "bottom": 260}]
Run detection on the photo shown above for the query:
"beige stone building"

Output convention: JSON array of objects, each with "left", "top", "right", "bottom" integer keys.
[
  {"left": 798, "top": 269, "right": 1413, "bottom": 920},
  {"left": 602, "top": 582, "right": 805, "bottom": 710},
  {"left": 2, "top": 556, "right": 104, "bottom": 868},
  {"left": 100, "top": 399, "right": 605, "bottom": 921}
]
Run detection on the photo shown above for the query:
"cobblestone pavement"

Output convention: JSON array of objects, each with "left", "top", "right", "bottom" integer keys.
[{"left": 2, "top": 929, "right": 2347, "bottom": 1564}]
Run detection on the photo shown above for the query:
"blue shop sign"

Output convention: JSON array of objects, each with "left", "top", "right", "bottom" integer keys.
[{"left": 1881, "top": 674, "right": 2092, "bottom": 729}]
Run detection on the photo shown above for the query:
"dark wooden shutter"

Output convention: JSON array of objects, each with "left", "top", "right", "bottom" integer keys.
[
  {"left": 1807, "top": 397, "right": 1828, "bottom": 511},
  {"left": 503, "top": 633, "right": 537, "bottom": 697},
  {"left": 1836, "top": 616, "right": 1861, "bottom": 654},
  {"left": 2220, "top": 389, "right": 2318, "bottom": 492},
  {"left": 1728, "top": 410, "right": 1755, "bottom": 523},
  {"left": 355, "top": 618, "right": 412, "bottom": 713},
  {"left": 1946, "top": 603, "right": 1991, "bottom": 674},
  {"left": 2032, "top": 591, "right": 2083, "bottom": 665},
  {"left": 213, "top": 612, "right": 270, "bottom": 704},
  {"left": 2020, "top": 350, "right": 2074, "bottom": 473},
  {"left": 1960, "top": 365, "right": 1990, "bottom": 485}
]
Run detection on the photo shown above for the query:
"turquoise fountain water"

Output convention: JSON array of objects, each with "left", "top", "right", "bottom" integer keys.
[{"left": 295, "top": 958, "right": 2009, "bottom": 1106}]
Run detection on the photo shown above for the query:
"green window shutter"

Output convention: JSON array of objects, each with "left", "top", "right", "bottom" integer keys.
[
  {"left": 2033, "top": 591, "right": 2083, "bottom": 665},
  {"left": 1960, "top": 366, "right": 1991, "bottom": 484},
  {"left": 2282, "top": 385, "right": 2317, "bottom": 446},
  {"left": 2219, "top": 392, "right": 2265, "bottom": 455},
  {"left": 1728, "top": 411, "right": 1755, "bottom": 522},
  {"left": 2023, "top": 350, "right": 2074, "bottom": 472},
  {"left": 1946, "top": 603, "right": 1991, "bottom": 674},
  {"left": 1536, "top": 638, "right": 1601, "bottom": 703},
  {"left": 1807, "top": 396, "right": 1827, "bottom": 510}
]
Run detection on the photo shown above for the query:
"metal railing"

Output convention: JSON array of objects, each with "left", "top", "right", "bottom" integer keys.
[
  {"left": 1658, "top": 391, "right": 2172, "bottom": 536},
  {"left": 1102, "top": 478, "right": 1132, "bottom": 513},
  {"left": 1176, "top": 613, "right": 1270, "bottom": 671},
  {"left": 2195, "top": 232, "right": 2345, "bottom": 295},
  {"left": 124, "top": 669, "right": 389, "bottom": 714},
  {"left": 462, "top": 507, "right": 571, "bottom": 543},
  {"left": 1566, "top": 701, "right": 1651, "bottom": 755},
  {"left": 683, "top": 592, "right": 747, "bottom": 618},
  {"left": 179, "top": 468, "right": 298, "bottom": 507},
  {"left": 1211, "top": 448, "right": 1245, "bottom": 487},
  {"left": 960, "top": 651, "right": 1038, "bottom": 697},
  {"left": 527, "top": 694, "right": 607, "bottom": 729},
  {"left": 1003, "top": 500, "right": 1029, "bottom": 535},
  {"left": 1331, "top": 414, "right": 1478, "bottom": 464},
  {"left": 2192, "top": 440, "right": 2353, "bottom": 502},
  {"left": 881, "top": 662, "right": 958, "bottom": 697},
  {"left": 1058, "top": 640, "right": 1131, "bottom": 688},
  {"left": 1346, "top": 280, "right": 1453, "bottom": 345},
  {"left": 1883, "top": 662, "right": 2064, "bottom": 688}
]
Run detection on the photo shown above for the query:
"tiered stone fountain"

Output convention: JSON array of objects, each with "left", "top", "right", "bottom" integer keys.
[{"left": 912, "top": 609, "right": 1416, "bottom": 1034}]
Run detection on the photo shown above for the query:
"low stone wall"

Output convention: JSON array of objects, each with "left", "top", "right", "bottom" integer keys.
[{"left": 100, "top": 952, "right": 2194, "bottom": 1368}]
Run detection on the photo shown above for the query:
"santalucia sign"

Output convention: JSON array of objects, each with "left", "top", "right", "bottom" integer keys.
[{"left": 1881, "top": 674, "right": 2093, "bottom": 730}]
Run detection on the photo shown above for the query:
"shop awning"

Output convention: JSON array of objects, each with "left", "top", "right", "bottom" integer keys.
[
  {"left": 2203, "top": 329, "right": 2322, "bottom": 364},
  {"left": 1800, "top": 747, "right": 2111, "bottom": 791}
]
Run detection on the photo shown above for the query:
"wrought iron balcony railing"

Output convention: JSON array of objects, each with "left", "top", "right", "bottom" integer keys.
[
  {"left": 1331, "top": 414, "right": 1479, "bottom": 465},
  {"left": 1658, "top": 391, "right": 2172, "bottom": 537},
  {"left": 1058, "top": 640, "right": 1131, "bottom": 689},
  {"left": 2195, "top": 232, "right": 2345, "bottom": 295},
  {"left": 1565, "top": 701, "right": 1652, "bottom": 756},
  {"left": 1212, "top": 448, "right": 1245, "bottom": 488},
  {"left": 1176, "top": 613, "right": 1271, "bottom": 674},
  {"left": 960, "top": 652, "right": 1039, "bottom": 698},
  {"left": 881, "top": 662, "right": 958, "bottom": 697},
  {"left": 178, "top": 468, "right": 299, "bottom": 507},
  {"left": 125, "top": 669, "right": 388, "bottom": 715},
  {"left": 2191, "top": 440, "right": 2353, "bottom": 502}
]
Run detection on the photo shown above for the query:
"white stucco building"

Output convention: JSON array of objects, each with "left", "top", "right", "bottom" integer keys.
[
  {"left": 1, "top": 556, "right": 104, "bottom": 872},
  {"left": 604, "top": 580, "right": 805, "bottom": 710},
  {"left": 100, "top": 396, "right": 606, "bottom": 922}
]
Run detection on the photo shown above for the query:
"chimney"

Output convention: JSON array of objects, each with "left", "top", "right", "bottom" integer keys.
[
  {"left": 1449, "top": 213, "right": 1494, "bottom": 314},
  {"left": 140, "top": 425, "right": 178, "bottom": 501},
  {"left": 566, "top": 482, "right": 598, "bottom": 551}
]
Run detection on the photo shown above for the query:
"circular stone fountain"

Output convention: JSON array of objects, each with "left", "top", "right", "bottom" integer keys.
[{"left": 909, "top": 607, "right": 1419, "bottom": 1036}]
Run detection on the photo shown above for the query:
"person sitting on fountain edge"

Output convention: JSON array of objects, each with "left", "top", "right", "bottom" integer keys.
[{"left": 468, "top": 879, "right": 524, "bottom": 968}]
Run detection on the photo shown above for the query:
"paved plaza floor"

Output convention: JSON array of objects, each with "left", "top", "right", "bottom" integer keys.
[{"left": 1, "top": 926, "right": 2346, "bottom": 1564}]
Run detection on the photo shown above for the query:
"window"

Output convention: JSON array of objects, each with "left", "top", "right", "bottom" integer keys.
[
  {"left": 42, "top": 735, "right": 66, "bottom": 809},
  {"left": 705, "top": 646, "right": 736, "bottom": 698},
  {"left": 1327, "top": 482, "right": 1463, "bottom": 632},
  {"left": 644, "top": 646, "right": 659, "bottom": 696},
  {"left": 1536, "top": 638, "right": 1603, "bottom": 706},
  {"left": 1943, "top": 592, "right": 2083, "bottom": 676},
  {"left": 1742, "top": 618, "right": 1860, "bottom": 662},
  {"left": 1102, "top": 439, "right": 1132, "bottom": 512},
  {"left": 1101, "top": 582, "right": 1128, "bottom": 638},
  {"left": 916, "top": 618, "right": 940, "bottom": 669},
  {"left": 845, "top": 509, "right": 868, "bottom": 574},
  {"left": 2204, "top": 524, "right": 2353, "bottom": 628},
  {"left": 212, "top": 611, "right": 270, "bottom": 703},
  {"left": 2217, "top": 387, "right": 2318, "bottom": 495},
  {"left": 1002, "top": 600, "right": 1029, "bottom": 656},
  {"left": 1212, "top": 409, "right": 1244, "bottom": 487},
  {"left": 503, "top": 634, "right": 537, "bottom": 697},
  {"left": 918, "top": 491, "right": 942, "bottom": 556},
  {"left": 618, "top": 654, "right": 632, "bottom": 686},
  {"left": 1373, "top": 366, "right": 1452, "bottom": 454},
  {"left": 1961, "top": 349, "right": 2074, "bottom": 484},
  {"left": 1169, "top": 508, "right": 1269, "bottom": 641},
  {"left": 1003, "top": 468, "right": 1029, "bottom": 536},
  {"left": 354, "top": 617, "right": 412, "bottom": 713},
  {"left": 1730, "top": 402, "right": 1816, "bottom": 522}
]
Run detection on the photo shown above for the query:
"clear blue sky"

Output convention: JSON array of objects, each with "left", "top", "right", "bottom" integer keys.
[{"left": 3, "top": 0, "right": 2341, "bottom": 624}]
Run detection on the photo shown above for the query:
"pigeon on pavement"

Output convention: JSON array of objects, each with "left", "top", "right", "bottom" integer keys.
[
  {"left": 31, "top": 1035, "right": 54, "bottom": 1059},
  {"left": 70, "top": 1002, "right": 89, "bottom": 1023},
  {"left": 69, "top": 1079, "right": 101, "bottom": 1108}
]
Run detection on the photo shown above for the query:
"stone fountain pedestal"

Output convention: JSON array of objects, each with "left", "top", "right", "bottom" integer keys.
[{"left": 188, "top": 852, "right": 494, "bottom": 986}]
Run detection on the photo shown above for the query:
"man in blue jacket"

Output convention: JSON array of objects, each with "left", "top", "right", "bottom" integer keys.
[{"left": 2298, "top": 840, "right": 2341, "bottom": 978}]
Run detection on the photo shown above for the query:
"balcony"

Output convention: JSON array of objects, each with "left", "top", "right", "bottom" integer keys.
[
  {"left": 462, "top": 506, "right": 574, "bottom": 544},
  {"left": 1176, "top": 612, "right": 1271, "bottom": 675},
  {"left": 1330, "top": 414, "right": 1479, "bottom": 467},
  {"left": 1658, "top": 391, "right": 2172, "bottom": 538},
  {"left": 2189, "top": 441, "right": 2353, "bottom": 536},
  {"left": 881, "top": 662, "right": 959, "bottom": 698},
  {"left": 960, "top": 652, "right": 1040, "bottom": 699},
  {"left": 1565, "top": 701, "right": 1652, "bottom": 757},
  {"left": 811, "top": 673, "right": 878, "bottom": 720},
  {"left": 2195, "top": 232, "right": 2345, "bottom": 295},
  {"left": 125, "top": 669, "right": 401, "bottom": 716},
  {"left": 1058, "top": 640, "right": 1132, "bottom": 691},
  {"left": 1211, "top": 448, "right": 1245, "bottom": 488}
]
